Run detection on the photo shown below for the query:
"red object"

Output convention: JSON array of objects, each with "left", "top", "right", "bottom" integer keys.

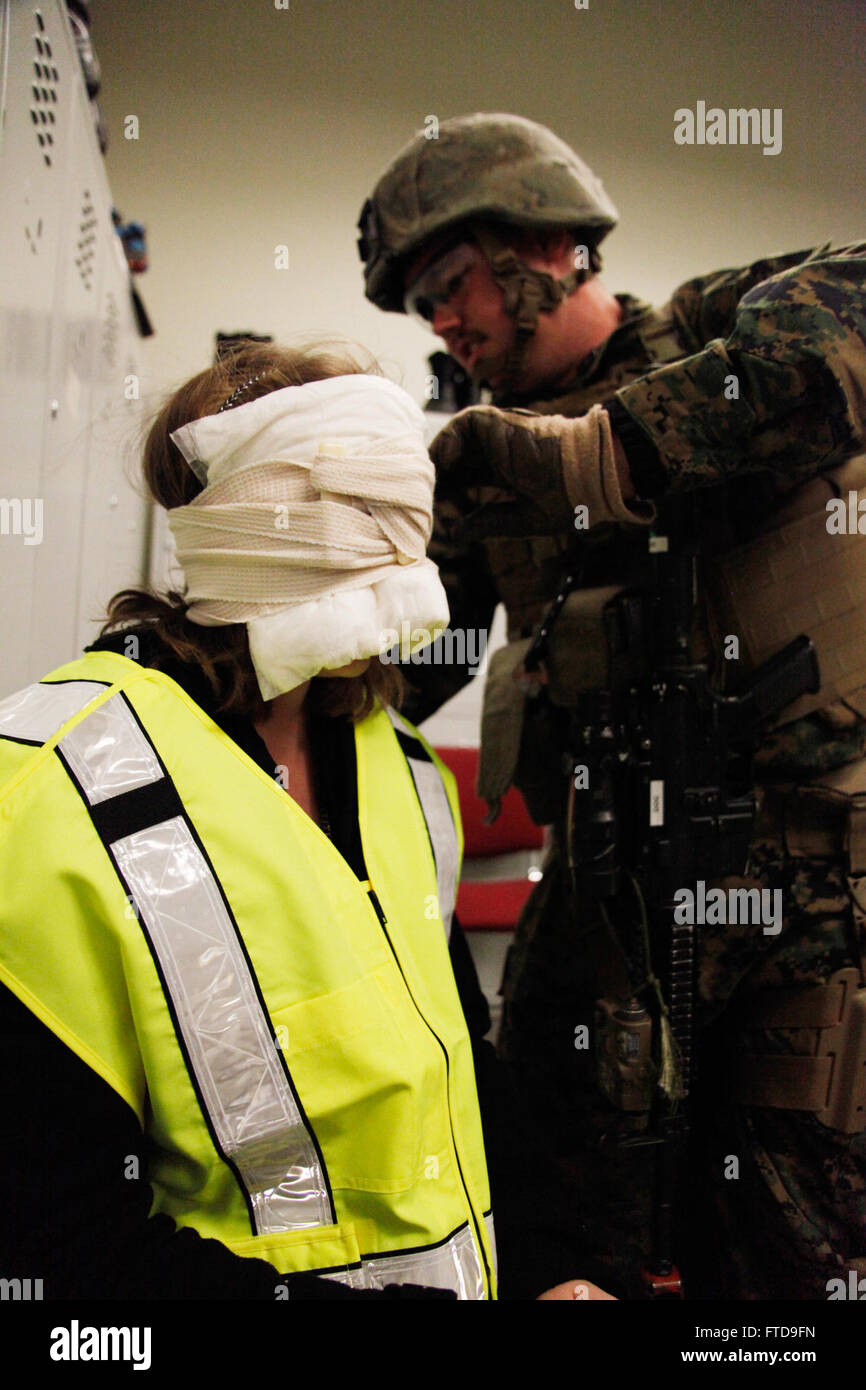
[
  {"left": 435, "top": 746, "right": 545, "bottom": 932},
  {"left": 452, "top": 879, "right": 536, "bottom": 929},
  {"left": 641, "top": 1265, "right": 684, "bottom": 1298}
]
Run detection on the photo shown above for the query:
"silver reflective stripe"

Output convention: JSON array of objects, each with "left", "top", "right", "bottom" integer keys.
[
  {"left": 484, "top": 1211, "right": 498, "bottom": 1282},
  {"left": 326, "top": 1222, "right": 487, "bottom": 1299},
  {"left": 0, "top": 680, "right": 107, "bottom": 744},
  {"left": 59, "top": 694, "right": 163, "bottom": 803},
  {"left": 112, "top": 817, "right": 332, "bottom": 1232},
  {"left": 57, "top": 694, "right": 332, "bottom": 1234},
  {"left": 386, "top": 709, "right": 459, "bottom": 940},
  {"left": 409, "top": 759, "right": 458, "bottom": 941}
]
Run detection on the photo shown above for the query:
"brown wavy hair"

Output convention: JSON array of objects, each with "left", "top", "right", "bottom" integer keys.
[{"left": 102, "top": 341, "right": 404, "bottom": 723}]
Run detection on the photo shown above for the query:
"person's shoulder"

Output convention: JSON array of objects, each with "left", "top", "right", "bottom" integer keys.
[
  {"left": 87, "top": 624, "right": 222, "bottom": 717},
  {"left": 670, "top": 245, "right": 819, "bottom": 297},
  {"left": 87, "top": 623, "right": 190, "bottom": 684},
  {"left": 0, "top": 630, "right": 216, "bottom": 786},
  {"left": 668, "top": 246, "right": 831, "bottom": 348}
]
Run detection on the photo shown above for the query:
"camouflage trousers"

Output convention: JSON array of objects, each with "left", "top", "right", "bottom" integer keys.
[{"left": 498, "top": 830, "right": 866, "bottom": 1300}]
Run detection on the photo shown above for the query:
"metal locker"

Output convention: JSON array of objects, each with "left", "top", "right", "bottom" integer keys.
[{"left": 0, "top": 0, "right": 149, "bottom": 695}]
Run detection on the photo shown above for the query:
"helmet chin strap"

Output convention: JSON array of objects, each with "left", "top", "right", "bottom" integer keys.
[{"left": 468, "top": 224, "right": 597, "bottom": 394}]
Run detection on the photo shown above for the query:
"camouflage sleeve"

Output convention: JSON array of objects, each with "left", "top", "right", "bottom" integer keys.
[
  {"left": 667, "top": 246, "right": 828, "bottom": 351},
  {"left": 398, "top": 492, "right": 500, "bottom": 726},
  {"left": 611, "top": 242, "right": 866, "bottom": 493}
]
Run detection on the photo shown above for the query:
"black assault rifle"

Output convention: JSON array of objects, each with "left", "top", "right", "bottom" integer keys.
[{"left": 524, "top": 495, "right": 820, "bottom": 1297}]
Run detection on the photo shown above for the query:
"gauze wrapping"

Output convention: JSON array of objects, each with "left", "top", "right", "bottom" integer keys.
[{"left": 168, "top": 374, "right": 449, "bottom": 699}]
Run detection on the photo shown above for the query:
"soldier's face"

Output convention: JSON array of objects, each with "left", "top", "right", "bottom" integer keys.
[
  {"left": 403, "top": 230, "right": 578, "bottom": 393},
  {"left": 403, "top": 235, "right": 520, "bottom": 388}
]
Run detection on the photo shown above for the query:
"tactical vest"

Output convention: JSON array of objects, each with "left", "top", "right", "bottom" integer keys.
[
  {"left": 487, "top": 295, "right": 866, "bottom": 1140},
  {"left": 0, "top": 650, "right": 496, "bottom": 1298}
]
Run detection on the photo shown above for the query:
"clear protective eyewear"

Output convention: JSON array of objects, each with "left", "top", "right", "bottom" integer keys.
[{"left": 403, "top": 241, "right": 486, "bottom": 327}]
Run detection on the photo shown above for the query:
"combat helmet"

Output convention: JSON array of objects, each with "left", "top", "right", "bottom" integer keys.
[{"left": 358, "top": 112, "right": 618, "bottom": 314}]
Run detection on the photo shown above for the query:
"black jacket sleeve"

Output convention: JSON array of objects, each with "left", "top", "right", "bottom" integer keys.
[{"left": 397, "top": 496, "right": 500, "bottom": 726}]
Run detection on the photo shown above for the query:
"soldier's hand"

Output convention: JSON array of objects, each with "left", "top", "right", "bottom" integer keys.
[
  {"left": 429, "top": 404, "right": 651, "bottom": 543},
  {"left": 429, "top": 405, "right": 576, "bottom": 539},
  {"left": 537, "top": 1279, "right": 618, "bottom": 1300}
]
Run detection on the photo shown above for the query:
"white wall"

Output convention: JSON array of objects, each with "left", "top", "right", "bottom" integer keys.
[{"left": 92, "top": 0, "right": 865, "bottom": 406}]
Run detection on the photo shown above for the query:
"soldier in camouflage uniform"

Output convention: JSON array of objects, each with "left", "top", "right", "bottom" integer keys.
[{"left": 358, "top": 113, "right": 866, "bottom": 1299}]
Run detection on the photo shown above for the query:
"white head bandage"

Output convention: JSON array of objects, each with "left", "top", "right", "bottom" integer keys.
[{"left": 167, "top": 374, "right": 449, "bottom": 699}]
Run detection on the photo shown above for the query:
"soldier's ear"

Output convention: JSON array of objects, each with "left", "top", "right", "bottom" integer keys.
[
  {"left": 541, "top": 228, "right": 580, "bottom": 270},
  {"left": 544, "top": 228, "right": 575, "bottom": 258},
  {"left": 510, "top": 226, "right": 575, "bottom": 270},
  {"left": 499, "top": 225, "right": 547, "bottom": 260}
]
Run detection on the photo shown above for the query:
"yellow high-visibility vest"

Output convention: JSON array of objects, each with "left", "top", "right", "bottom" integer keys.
[{"left": 0, "top": 650, "right": 496, "bottom": 1297}]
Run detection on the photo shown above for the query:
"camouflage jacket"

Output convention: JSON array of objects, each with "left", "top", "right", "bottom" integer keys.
[{"left": 401, "top": 242, "right": 866, "bottom": 783}]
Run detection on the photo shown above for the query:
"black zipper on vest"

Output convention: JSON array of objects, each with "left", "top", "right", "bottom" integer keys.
[{"left": 366, "top": 886, "right": 492, "bottom": 1295}]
